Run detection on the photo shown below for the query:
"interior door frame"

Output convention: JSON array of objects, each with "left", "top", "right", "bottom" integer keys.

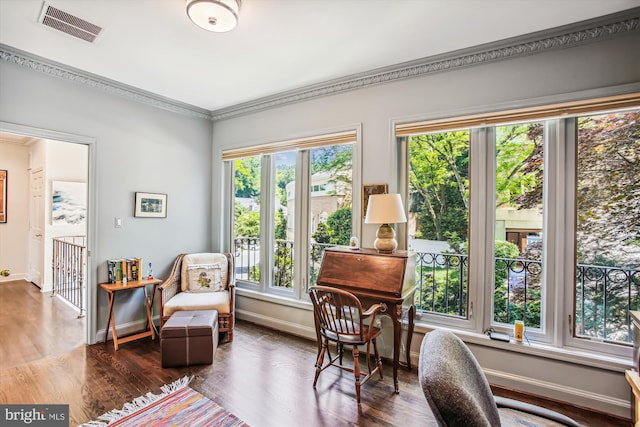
[
  {"left": 0, "top": 121, "right": 97, "bottom": 345},
  {"left": 28, "top": 167, "right": 44, "bottom": 286}
]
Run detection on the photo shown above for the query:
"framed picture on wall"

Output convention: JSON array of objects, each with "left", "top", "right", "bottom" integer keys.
[
  {"left": 0, "top": 170, "right": 6, "bottom": 223},
  {"left": 52, "top": 180, "right": 87, "bottom": 226},
  {"left": 134, "top": 192, "right": 167, "bottom": 218},
  {"left": 362, "top": 183, "right": 387, "bottom": 218}
]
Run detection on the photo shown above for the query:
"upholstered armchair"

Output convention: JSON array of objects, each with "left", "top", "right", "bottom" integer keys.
[{"left": 158, "top": 253, "right": 235, "bottom": 342}]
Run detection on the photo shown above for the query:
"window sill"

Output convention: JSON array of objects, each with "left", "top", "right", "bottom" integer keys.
[
  {"left": 414, "top": 322, "right": 632, "bottom": 373},
  {"left": 236, "top": 287, "right": 312, "bottom": 312}
]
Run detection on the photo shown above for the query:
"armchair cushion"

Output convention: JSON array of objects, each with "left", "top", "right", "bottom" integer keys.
[
  {"left": 181, "top": 253, "right": 229, "bottom": 292},
  {"left": 185, "top": 263, "right": 224, "bottom": 292},
  {"left": 162, "top": 290, "right": 231, "bottom": 319}
]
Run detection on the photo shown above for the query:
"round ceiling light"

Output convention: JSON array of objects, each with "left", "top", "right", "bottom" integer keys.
[{"left": 186, "top": 0, "right": 241, "bottom": 33}]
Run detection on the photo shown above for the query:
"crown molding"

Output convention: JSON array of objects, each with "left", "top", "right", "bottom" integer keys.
[
  {"left": 0, "top": 44, "right": 212, "bottom": 120},
  {"left": 211, "top": 7, "right": 640, "bottom": 121},
  {"left": 1, "top": 8, "right": 638, "bottom": 122}
]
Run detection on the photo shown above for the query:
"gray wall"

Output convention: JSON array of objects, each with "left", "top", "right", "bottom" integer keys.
[
  {"left": 0, "top": 60, "right": 213, "bottom": 343},
  {"left": 210, "top": 31, "right": 640, "bottom": 418}
]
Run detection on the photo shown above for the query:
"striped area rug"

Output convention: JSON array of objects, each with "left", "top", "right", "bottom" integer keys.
[{"left": 81, "top": 377, "right": 248, "bottom": 426}]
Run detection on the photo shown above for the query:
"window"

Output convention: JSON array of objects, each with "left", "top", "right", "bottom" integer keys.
[
  {"left": 233, "top": 156, "right": 261, "bottom": 284},
  {"left": 493, "top": 122, "right": 545, "bottom": 333},
  {"left": 575, "top": 111, "right": 640, "bottom": 343},
  {"left": 408, "top": 130, "right": 470, "bottom": 319},
  {"left": 399, "top": 94, "right": 639, "bottom": 355},
  {"left": 225, "top": 131, "right": 357, "bottom": 299}
]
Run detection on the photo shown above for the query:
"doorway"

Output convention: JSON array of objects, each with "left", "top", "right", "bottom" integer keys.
[{"left": 0, "top": 122, "right": 95, "bottom": 345}]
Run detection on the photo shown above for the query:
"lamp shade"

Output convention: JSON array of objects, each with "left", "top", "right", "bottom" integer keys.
[
  {"left": 186, "top": 0, "right": 240, "bottom": 32},
  {"left": 365, "top": 194, "right": 407, "bottom": 224},
  {"left": 365, "top": 194, "right": 407, "bottom": 253}
]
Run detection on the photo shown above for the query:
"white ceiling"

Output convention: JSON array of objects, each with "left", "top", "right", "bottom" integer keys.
[{"left": 1, "top": 0, "right": 639, "bottom": 112}]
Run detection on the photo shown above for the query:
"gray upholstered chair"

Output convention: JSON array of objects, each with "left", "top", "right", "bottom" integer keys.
[{"left": 418, "top": 329, "right": 580, "bottom": 427}]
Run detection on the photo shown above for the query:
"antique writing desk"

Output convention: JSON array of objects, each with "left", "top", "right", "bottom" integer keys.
[
  {"left": 316, "top": 246, "right": 416, "bottom": 393},
  {"left": 100, "top": 278, "right": 162, "bottom": 350}
]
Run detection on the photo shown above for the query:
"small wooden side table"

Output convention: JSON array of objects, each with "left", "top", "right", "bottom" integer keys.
[{"left": 100, "top": 278, "right": 162, "bottom": 350}]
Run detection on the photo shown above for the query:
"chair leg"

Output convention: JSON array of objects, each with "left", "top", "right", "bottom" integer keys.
[
  {"left": 353, "top": 345, "right": 361, "bottom": 404},
  {"left": 373, "top": 338, "right": 383, "bottom": 379},
  {"left": 313, "top": 340, "right": 328, "bottom": 388},
  {"left": 365, "top": 341, "right": 373, "bottom": 374}
]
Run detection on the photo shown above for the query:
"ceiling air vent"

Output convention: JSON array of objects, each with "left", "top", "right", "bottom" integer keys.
[{"left": 38, "top": 2, "right": 103, "bottom": 43}]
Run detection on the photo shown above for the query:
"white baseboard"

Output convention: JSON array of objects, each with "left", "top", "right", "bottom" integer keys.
[
  {"left": 96, "top": 316, "right": 160, "bottom": 343},
  {"left": 485, "top": 368, "right": 630, "bottom": 418},
  {"left": 0, "top": 273, "right": 28, "bottom": 282},
  {"left": 236, "top": 309, "right": 317, "bottom": 341}
]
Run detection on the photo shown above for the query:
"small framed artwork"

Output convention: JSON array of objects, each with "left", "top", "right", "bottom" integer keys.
[
  {"left": 52, "top": 181, "right": 87, "bottom": 226},
  {"left": 0, "top": 170, "right": 6, "bottom": 223},
  {"left": 362, "top": 183, "right": 388, "bottom": 218},
  {"left": 134, "top": 192, "right": 167, "bottom": 218}
]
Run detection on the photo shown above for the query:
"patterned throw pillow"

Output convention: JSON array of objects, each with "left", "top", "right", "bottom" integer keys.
[{"left": 185, "top": 263, "right": 223, "bottom": 292}]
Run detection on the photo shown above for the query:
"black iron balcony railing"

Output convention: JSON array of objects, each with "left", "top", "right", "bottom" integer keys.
[
  {"left": 415, "top": 252, "right": 468, "bottom": 318},
  {"left": 234, "top": 237, "right": 640, "bottom": 344},
  {"left": 234, "top": 238, "right": 334, "bottom": 288},
  {"left": 234, "top": 237, "right": 260, "bottom": 283},
  {"left": 576, "top": 263, "right": 640, "bottom": 343}
]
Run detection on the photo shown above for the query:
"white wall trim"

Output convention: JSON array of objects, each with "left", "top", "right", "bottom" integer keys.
[
  {"left": 0, "top": 273, "right": 28, "bottom": 282},
  {"left": 485, "top": 368, "right": 630, "bottom": 418},
  {"left": 1, "top": 8, "right": 638, "bottom": 122},
  {"left": 0, "top": 121, "right": 97, "bottom": 345},
  {"left": 211, "top": 8, "right": 640, "bottom": 121},
  {"left": 0, "top": 44, "right": 211, "bottom": 120},
  {"left": 236, "top": 309, "right": 317, "bottom": 341}
]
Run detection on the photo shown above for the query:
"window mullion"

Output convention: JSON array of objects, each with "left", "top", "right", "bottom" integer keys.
[
  {"left": 470, "top": 127, "right": 494, "bottom": 333},
  {"left": 261, "top": 155, "right": 274, "bottom": 293},
  {"left": 294, "top": 150, "right": 310, "bottom": 299},
  {"left": 560, "top": 117, "right": 578, "bottom": 347},
  {"left": 223, "top": 160, "right": 235, "bottom": 252},
  {"left": 543, "top": 119, "right": 562, "bottom": 345}
]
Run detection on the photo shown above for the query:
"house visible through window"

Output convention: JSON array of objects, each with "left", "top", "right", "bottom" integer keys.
[{"left": 224, "top": 131, "right": 357, "bottom": 299}]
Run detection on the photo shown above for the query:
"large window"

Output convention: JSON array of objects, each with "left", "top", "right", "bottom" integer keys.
[
  {"left": 408, "top": 130, "right": 470, "bottom": 319},
  {"left": 225, "top": 131, "right": 356, "bottom": 299},
  {"left": 493, "top": 122, "right": 545, "bottom": 332},
  {"left": 400, "top": 97, "right": 639, "bottom": 355},
  {"left": 575, "top": 111, "right": 640, "bottom": 343},
  {"left": 233, "top": 155, "right": 261, "bottom": 284}
]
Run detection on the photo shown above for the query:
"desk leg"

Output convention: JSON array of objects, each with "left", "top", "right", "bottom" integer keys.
[
  {"left": 106, "top": 292, "right": 120, "bottom": 350},
  {"left": 405, "top": 305, "right": 415, "bottom": 370},
  {"left": 392, "top": 305, "right": 401, "bottom": 394},
  {"left": 143, "top": 286, "right": 155, "bottom": 340},
  {"left": 104, "top": 291, "right": 115, "bottom": 346}
]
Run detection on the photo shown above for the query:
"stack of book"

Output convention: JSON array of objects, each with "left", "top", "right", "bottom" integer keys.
[{"left": 107, "top": 258, "right": 142, "bottom": 283}]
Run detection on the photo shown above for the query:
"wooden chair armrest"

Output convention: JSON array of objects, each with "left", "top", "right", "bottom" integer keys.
[
  {"left": 363, "top": 303, "right": 386, "bottom": 332},
  {"left": 159, "top": 279, "right": 179, "bottom": 303},
  {"left": 363, "top": 303, "right": 385, "bottom": 317},
  {"left": 158, "top": 254, "right": 185, "bottom": 304}
]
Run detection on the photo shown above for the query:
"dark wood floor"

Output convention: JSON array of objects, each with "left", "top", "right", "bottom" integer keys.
[{"left": 0, "top": 280, "right": 631, "bottom": 426}]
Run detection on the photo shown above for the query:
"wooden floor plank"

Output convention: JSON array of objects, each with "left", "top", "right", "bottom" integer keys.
[{"left": 0, "top": 280, "right": 630, "bottom": 426}]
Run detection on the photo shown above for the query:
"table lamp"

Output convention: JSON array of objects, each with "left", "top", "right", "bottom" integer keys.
[{"left": 364, "top": 193, "right": 407, "bottom": 253}]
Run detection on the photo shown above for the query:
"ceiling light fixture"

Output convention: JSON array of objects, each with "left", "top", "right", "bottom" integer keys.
[{"left": 186, "top": 0, "right": 241, "bottom": 33}]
